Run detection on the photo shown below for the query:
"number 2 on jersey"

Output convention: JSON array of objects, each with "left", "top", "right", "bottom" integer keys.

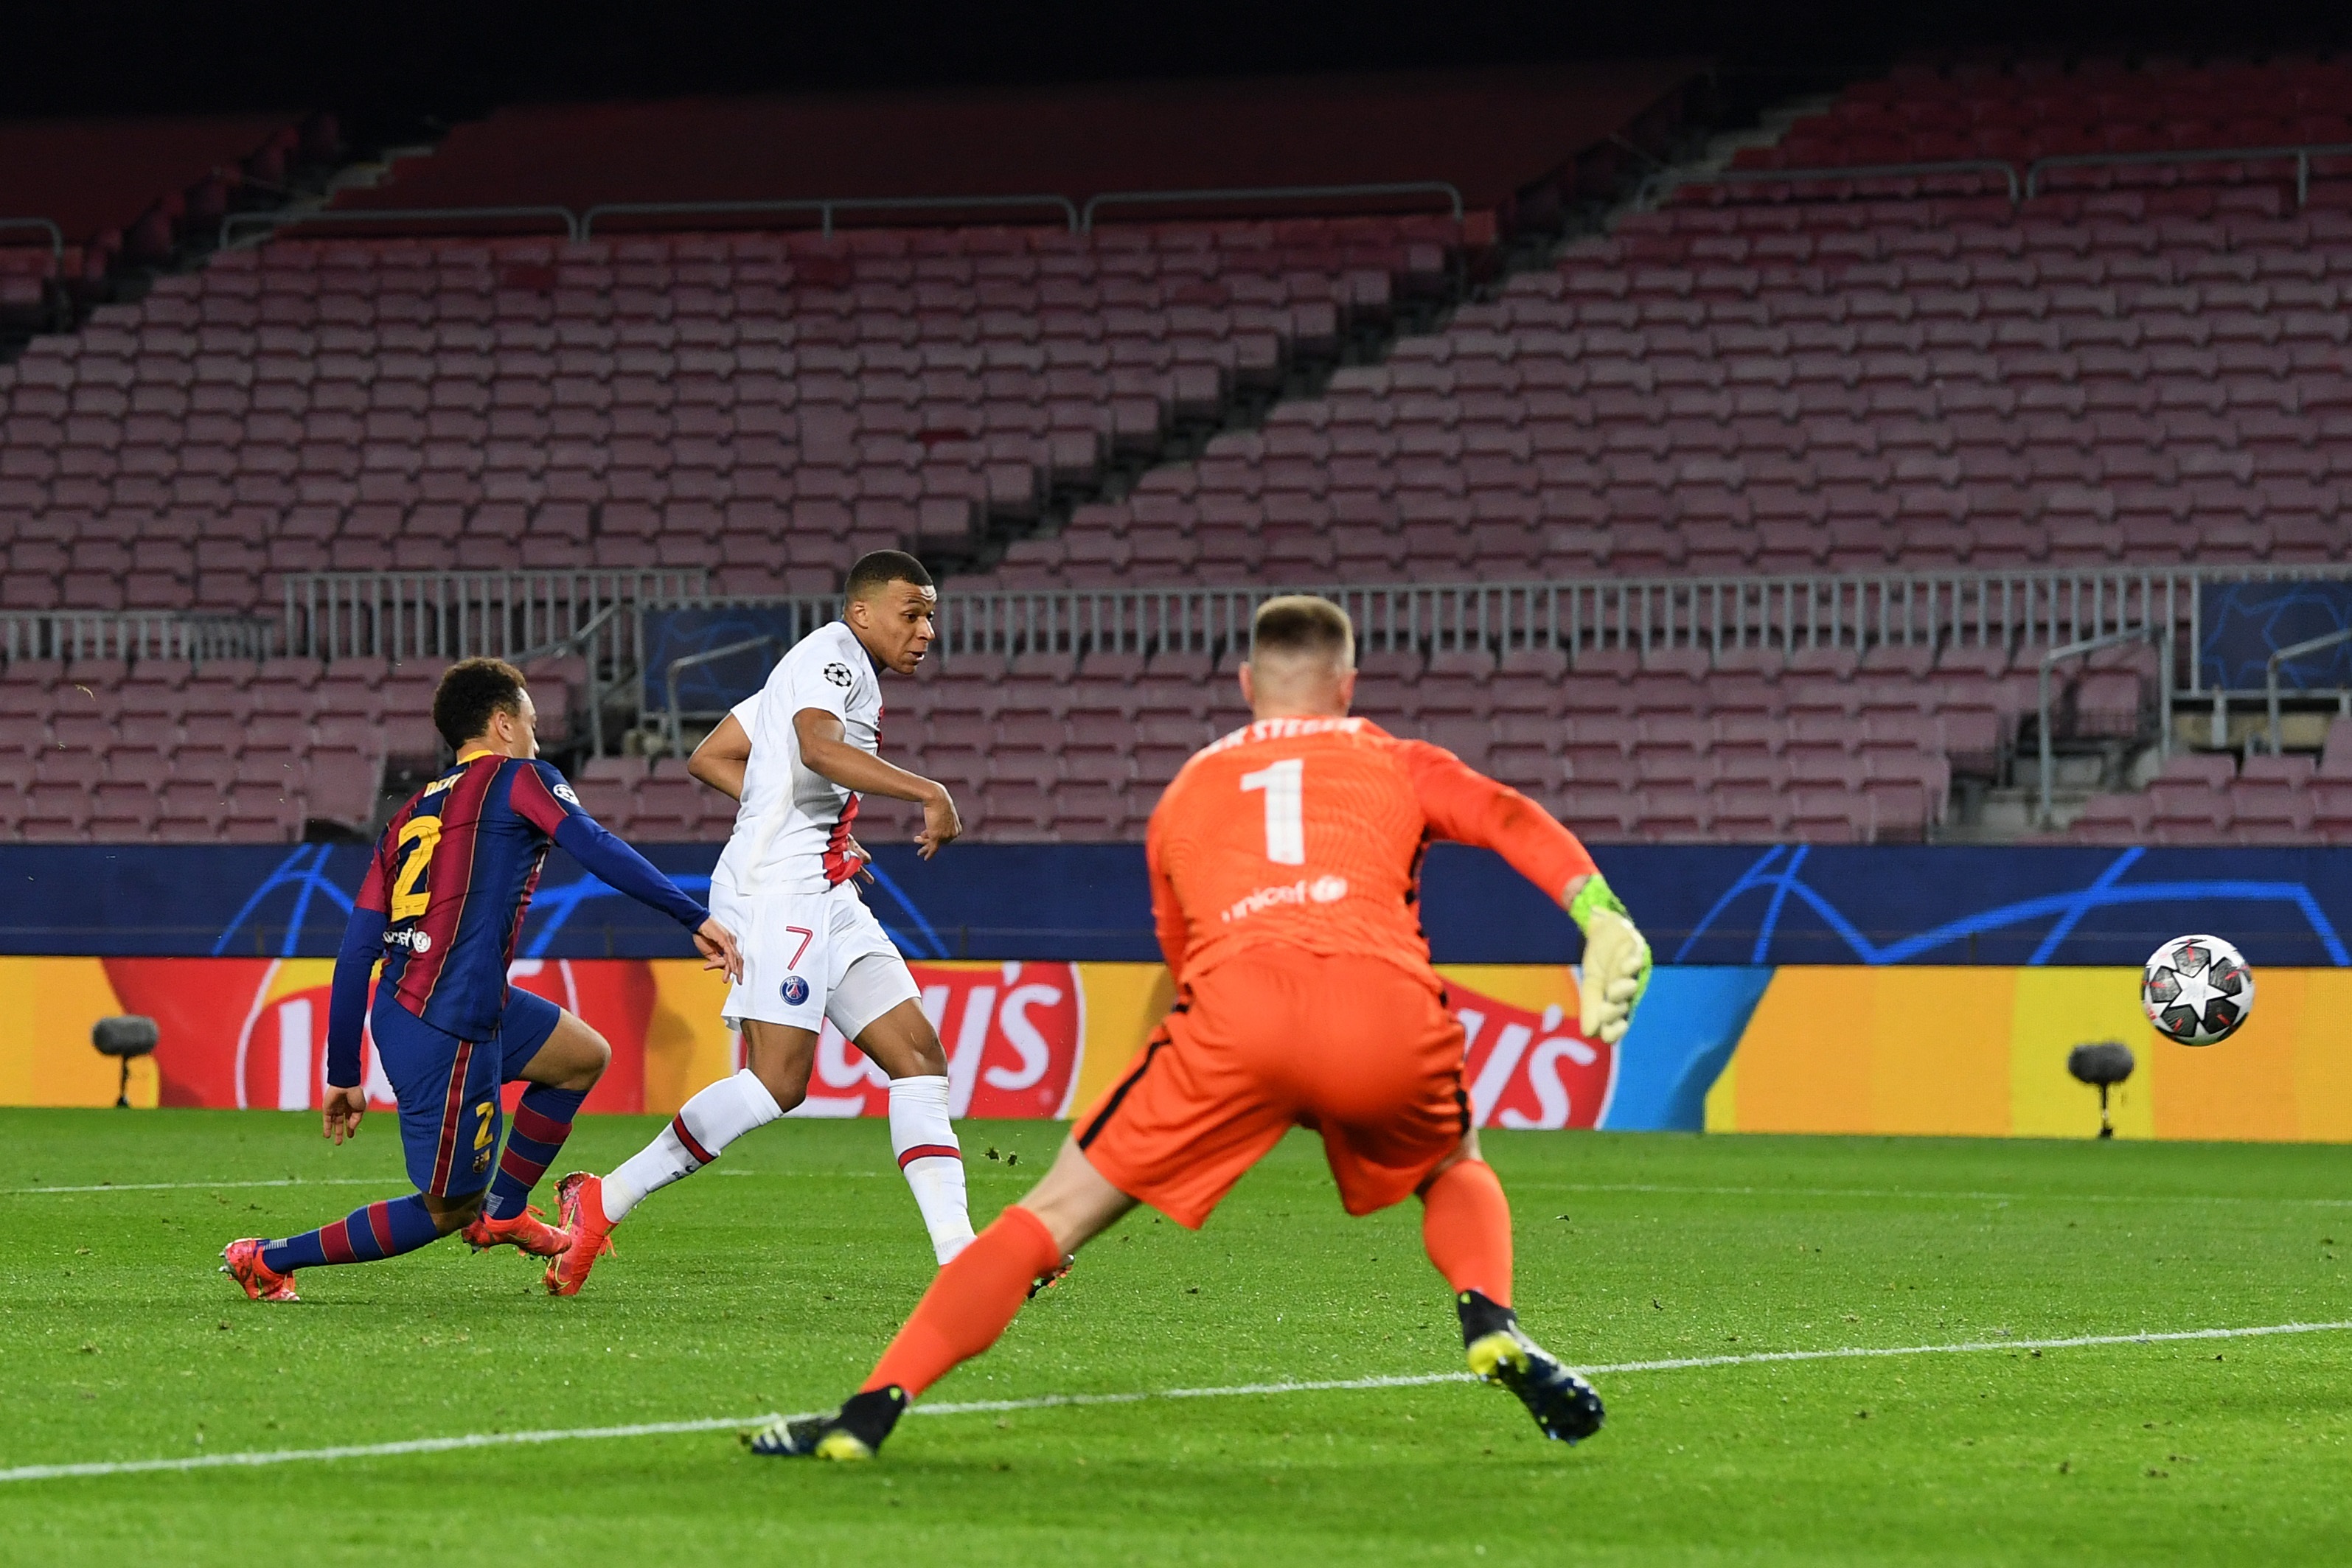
[
  {"left": 389, "top": 816, "right": 443, "bottom": 921},
  {"left": 1239, "top": 759, "right": 1306, "bottom": 865}
]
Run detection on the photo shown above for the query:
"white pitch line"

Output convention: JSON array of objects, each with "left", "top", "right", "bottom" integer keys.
[
  {"left": 5, "top": 1318, "right": 2348, "bottom": 1486},
  {"left": 1528, "top": 1180, "right": 2352, "bottom": 1208},
  {"left": 1572, "top": 1318, "right": 2352, "bottom": 1376},
  {"left": 0, "top": 1177, "right": 392, "bottom": 1197}
]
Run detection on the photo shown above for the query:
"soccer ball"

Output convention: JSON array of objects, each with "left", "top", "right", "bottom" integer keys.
[{"left": 2140, "top": 935, "right": 2255, "bottom": 1047}]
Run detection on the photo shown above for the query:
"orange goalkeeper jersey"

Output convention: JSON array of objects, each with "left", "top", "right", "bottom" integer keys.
[{"left": 1145, "top": 715, "right": 1598, "bottom": 990}]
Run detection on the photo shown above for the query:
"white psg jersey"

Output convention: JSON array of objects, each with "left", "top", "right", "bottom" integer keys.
[{"left": 714, "top": 620, "right": 882, "bottom": 897}]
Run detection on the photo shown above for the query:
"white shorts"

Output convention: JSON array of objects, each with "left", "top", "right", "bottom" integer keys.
[{"left": 714, "top": 880, "right": 918, "bottom": 1040}]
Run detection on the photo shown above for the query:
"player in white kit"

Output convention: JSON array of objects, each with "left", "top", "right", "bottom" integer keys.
[{"left": 545, "top": 552, "right": 977, "bottom": 1293}]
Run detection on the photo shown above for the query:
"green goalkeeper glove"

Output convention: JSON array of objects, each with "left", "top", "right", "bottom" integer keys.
[{"left": 1569, "top": 874, "right": 1652, "bottom": 1046}]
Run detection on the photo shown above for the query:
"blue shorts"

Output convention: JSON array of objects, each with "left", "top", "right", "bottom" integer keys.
[{"left": 372, "top": 988, "right": 565, "bottom": 1196}]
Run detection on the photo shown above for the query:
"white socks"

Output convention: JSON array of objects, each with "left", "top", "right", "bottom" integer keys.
[
  {"left": 888, "top": 1074, "right": 975, "bottom": 1264},
  {"left": 596, "top": 1067, "right": 974, "bottom": 1264},
  {"left": 602, "top": 1068, "right": 783, "bottom": 1223}
]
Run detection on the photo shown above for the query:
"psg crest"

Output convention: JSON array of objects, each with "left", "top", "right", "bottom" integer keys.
[{"left": 780, "top": 975, "right": 811, "bottom": 1006}]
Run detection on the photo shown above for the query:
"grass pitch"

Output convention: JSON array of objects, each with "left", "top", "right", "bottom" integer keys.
[{"left": 2, "top": 1108, "right": 2348, "bottom": 1565}]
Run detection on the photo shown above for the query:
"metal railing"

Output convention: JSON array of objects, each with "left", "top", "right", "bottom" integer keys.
[
  {"left": 222, "top": 204, "right": 585, "bottom": 249},
  {"left": 664, "top": 636, "right": 779, "bottom": 756},
  {"left": 0, "top": 217, "right": 65, "bottom": 257},
  {"left": 2036, "top": 626, "right": 2173, "bottom": 827},
  {"left": 582, "top": 193, "right": 1079, "bottom": 240},
  {"left": 0, "top": 610, "right": 276, "bottom": 664},
  {"left": 2026, "top": 142, "right": 2352, "bottom": 206},
  {"left": 282, "top": 568, "right": 707, "bottom": 661},
  {"left": 509, "top": 603, "right": 627, "bottom": 759},
  {"left": 1649, "top": 158, "right": 2022, "bottom": 209},
  {"left": 1652, "top": 138, "right": 2352, "bottom": 214},
  {"left": 647, "top": 565, "right": 2209, "bottom": 667},
  {"left": 1080, "top": 181, "right": 1466, "bottom": 231},
  {"left": 215, "top": 179, "right": 1481, "bottom": 254},
  {"left": 2265, "top": 626, "right": 2352, "bottom": 756}
]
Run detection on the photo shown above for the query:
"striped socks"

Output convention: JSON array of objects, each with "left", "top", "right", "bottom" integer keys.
[
  {"left": 601, "top": 1067, "right": 783, "bottom": 1223},
  {"left": 482, "top": 1086, "right": 588, "bottom": 1220},
  {"left": 263, "top": 1194, "right": 441, "bottom": 1273}
]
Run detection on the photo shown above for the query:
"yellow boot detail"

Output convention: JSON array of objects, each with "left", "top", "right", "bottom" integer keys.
[{"left": 1466, "top": 1330, "right": 1530, "bottom": 1381}]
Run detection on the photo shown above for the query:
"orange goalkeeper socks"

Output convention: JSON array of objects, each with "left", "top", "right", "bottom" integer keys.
[
  {"left": 861, "top": 1204, "right": 1064, "bottom": 1398},
  {"left": 1419, "top": 1158, "right": 1513, "bottom": 1307}
]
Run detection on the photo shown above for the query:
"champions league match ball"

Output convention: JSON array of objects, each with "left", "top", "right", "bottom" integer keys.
[{"left": 2140, "top": 935, "right": 2255, "bottom": 1047}]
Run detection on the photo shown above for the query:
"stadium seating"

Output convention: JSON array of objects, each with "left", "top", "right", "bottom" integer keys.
[
  {"left": 0, "top": 655, "right": 579, "bottom": 843},
  {"left": 0, "top": 114, "right": 335, "bottom": 335},
  {"left": 2056, "top": 719, "right": 2352, "bottom": 845},
  {"left": 1747, "top": 56, "right": 2352, "bottom": 170},
  {"left": 982, "top": 55, "right": 2352, "bottom": 588},
  {"left": 0, "top": 630, "right": 2126, "bottom": 845},
  {"left": 12, "top": 56, "right": 2352, "bottom": 848},
  {"left": 0, "top": 217, "right": 1463, "bottom": 616},
  {"left": 989, "top": 183, "right": 2352, "bottom": 587},
  {"left": 832, "top": 637, "right": 2097, "bottom": 849}
]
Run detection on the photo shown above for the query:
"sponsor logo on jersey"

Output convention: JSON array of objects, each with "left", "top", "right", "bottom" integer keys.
[
  {"left": 781, "top": 975, "right": 811, "bottom": 1006},
  {"left": 552, "top": 782, "right": 581, "bottom": 806},
  {"left": 823, "top": 661, "right": 853, "bottom": 688},
  {"left": 1220, "top": 877, "right": 1346, "bottom": 923},
  {"left": 380, "top": 929, "right": 432, "bottom": 952}
]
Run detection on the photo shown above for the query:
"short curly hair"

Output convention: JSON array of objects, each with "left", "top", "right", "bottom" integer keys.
[{"left": 431, "top": 658, "right": 528, "bottom": 749}]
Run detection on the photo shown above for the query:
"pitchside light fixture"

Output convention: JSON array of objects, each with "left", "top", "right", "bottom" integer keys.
[
  {"left": 91, "top": 1015, "right": 159, "bottom": 1109},
  {"left": 2066, "top": 1040, "right": 2136, "bottom": 1140}
]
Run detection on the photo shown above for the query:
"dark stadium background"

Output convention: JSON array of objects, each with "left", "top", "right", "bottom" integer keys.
[{"left": 11, "top": 1, "right": 2348, "bottom": 115}]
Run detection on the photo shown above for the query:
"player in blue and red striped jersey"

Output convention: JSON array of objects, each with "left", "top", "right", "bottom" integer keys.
[{"left": 220, "top": 658, "right": 743, "bottom": 1302}]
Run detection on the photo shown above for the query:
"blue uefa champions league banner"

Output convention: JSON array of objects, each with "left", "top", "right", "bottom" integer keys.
[
  {"left": 638, "top": 605, "right": 815, "bottom": 712},
  {"left": 1, "top": 842, "right": 2345, "bottom": 969},
  {"left": 2199, "top": 579, "right": 2352, "bottom": 691}
]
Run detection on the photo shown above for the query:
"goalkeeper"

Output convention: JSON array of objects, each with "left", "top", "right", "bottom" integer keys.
[{"left": 753, "top": 594, "right": 1652, "bottom": 1462}]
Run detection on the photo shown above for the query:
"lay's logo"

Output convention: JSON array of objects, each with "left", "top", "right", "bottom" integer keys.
[
  {"left": 1452, "top": 983, "right": 1615, "bottom": 1131},
  {"left": 800, "top": 961, "right": 1083, "bottom": 1121}
]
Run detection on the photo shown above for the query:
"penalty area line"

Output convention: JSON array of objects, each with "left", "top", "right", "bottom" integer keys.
[{"left": 5, "top": 1318, "right": 2348, "bottom": 1485}]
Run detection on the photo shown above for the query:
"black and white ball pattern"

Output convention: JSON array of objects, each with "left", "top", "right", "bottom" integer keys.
[{"left": 2141, "top": 934, "right": 2255, "bottom": 1048}]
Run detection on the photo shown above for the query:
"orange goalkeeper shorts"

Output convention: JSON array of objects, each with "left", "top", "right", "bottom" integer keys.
[{"left": 1073, "top": 948, "right": 1469, "bottom": 1229}]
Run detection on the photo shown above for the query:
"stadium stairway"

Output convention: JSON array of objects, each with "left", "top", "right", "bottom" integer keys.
[{"left": 0, "top": 114, "right": 349, "bottom": 355}]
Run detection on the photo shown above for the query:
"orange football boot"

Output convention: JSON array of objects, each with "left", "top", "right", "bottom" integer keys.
[
  {"left": 543, "top": 1172, "right": 616, "bottom": 1297},
  {"left": 462, "top": 1205, "right": 569, "bottom": 1258},
  {"left": 219, "top": 1238, "right": 300, "bottom": 1303}
]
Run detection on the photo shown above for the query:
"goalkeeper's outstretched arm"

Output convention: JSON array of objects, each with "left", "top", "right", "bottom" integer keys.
[{"left": 1402, "top": 742, "right": 1652, "bottom": 1044}]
